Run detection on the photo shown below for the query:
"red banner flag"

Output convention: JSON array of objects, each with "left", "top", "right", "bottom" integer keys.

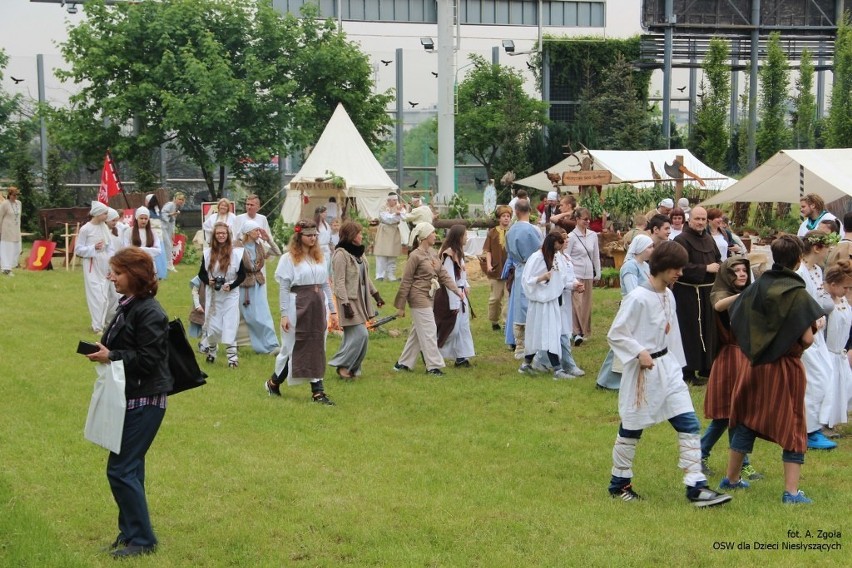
[{"left": 97, "top": 151, "right": 122, "bottom": 204}]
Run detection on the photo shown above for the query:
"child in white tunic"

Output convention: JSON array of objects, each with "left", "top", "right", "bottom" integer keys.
[
  {"left": 199, "top": 222, "right": 245, "bottom": 368},
  {"left": 606, "top": 241, "right": 732, "bottom": 508},
  {"left": 437, "top": 225, "right": 476, "bottom": 367},
  {"left": 821, "top": 261, "right": 852, "bottom": 431},
  {"left": 796, "top": 231, "right": 838, "bottom": 450},
  {"left": 75, "top": 201, "right": 114, "bottom": 333},
  {"left": 520, "top": 232, "right": 568, "bottom": 378}
]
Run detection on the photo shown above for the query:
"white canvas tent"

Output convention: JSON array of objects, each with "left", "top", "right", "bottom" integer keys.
[
  {"left": 702, "top": 148, "right": 852, "bottom": 205},
  {"left": 515, "top": 149, "right": 736, "bottom": 193},
  {"left": 281, "top": 103, "right": 398, "bottom": 223}
]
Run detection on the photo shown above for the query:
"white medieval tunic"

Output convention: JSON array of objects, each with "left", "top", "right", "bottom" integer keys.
[
  {"left": 0, "top": 198, "right": 22, "bottom": 270},
  {"left": 797, "top": 263, "right": 835, "bottom": 433},
  {"left": 522, "top": 250, "right": 565, "bottom": 357},
  {"left": 202, "top": 248, "right": 244, "bottom": 347},
  {"left": 608, "top": 284, "right": 693, "bottom": 430},
  {"left": 273, "top": 253, "right": 334, "bottom": 385},
  {"left": 823, "top": 297, "right": 851, "bottom": 427},
  {"left": 75, "top": 220, "right": 115, "bottom": 332},
  {"left": 438, "top": 255, "right": 475, "bottom": 360},
  {"left": 147, "top": 210, "right": 169, "bottom": 279},
  {"left": 374, "top": 208, "right": 403, "bottom": 257},
  {"left": 317, "top": 221, "right": 333, "bottom": 272}
]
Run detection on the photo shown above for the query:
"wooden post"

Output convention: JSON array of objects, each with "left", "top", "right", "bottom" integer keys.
[{"left": 674, "top": 154, "right": 684, "bottom": 202}]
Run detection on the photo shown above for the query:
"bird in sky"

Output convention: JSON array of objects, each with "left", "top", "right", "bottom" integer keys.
[
  {"left": 408, "top": 179, "right": 419, "bottom": 188},
  {"left": 409, "top": 101, "right": 419, "bottom": 108},
  {"left": 431, "top": 71, "right": 438, "bottom": 77},
  {"left": 11, "top": 76, "right": 23, "bottom": 84},
  {"left": 380, "top": 59, "right": 392, "bottom": 66},
  {"left": 676, "top": 86, "right": 686, "bottom": 92}
]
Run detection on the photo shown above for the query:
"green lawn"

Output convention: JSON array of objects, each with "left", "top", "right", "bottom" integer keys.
[{"left": 0, "top": 255, "right": 848, "bottom": 567}]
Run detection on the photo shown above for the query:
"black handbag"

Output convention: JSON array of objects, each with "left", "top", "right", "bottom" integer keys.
[{"left": 167, "top": 318, "right": 208, "bottom": 395}]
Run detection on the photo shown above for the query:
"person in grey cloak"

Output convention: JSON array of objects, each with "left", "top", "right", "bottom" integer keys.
[{"left": 329, "top": 220, "right": 385, "bottom": 379}]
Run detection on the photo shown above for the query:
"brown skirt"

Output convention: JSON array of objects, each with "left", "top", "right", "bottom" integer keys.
[
  {"left": 292, "top": 285, "right": 326, "bottom": 378},
  {"left": 729, "top": 355, "right": 808, "bottom": 453},
  {"left": 704, "top": 343, "right": 750, "bottom": 420}
]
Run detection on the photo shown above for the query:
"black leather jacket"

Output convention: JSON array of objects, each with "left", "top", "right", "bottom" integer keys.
[{"left": 102, "top": 296, "right": 173, "bottom": 398}]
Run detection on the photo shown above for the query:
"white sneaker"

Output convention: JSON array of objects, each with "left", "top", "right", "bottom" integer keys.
[
  {"left": 531, "top": 360, "right": 550, "bottom": 373},
  {"left": 553, "top": 370, "right": 579, "bottom": 380},
  {"left": 513, "top": 352, "right": 525, "bottom": 360},
  {"left": 566, "top": 366, "right": 586, "bottom": 376}
]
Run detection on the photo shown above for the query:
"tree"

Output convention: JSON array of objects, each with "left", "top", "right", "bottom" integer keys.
[
  {"left": 0, "top": 49, "right": 22, "bottom": 176},
  {"left": 10, "top": 120, "right": 41, "bottom": 233},
  {"left": 792, "top": 49, "right": 817, "bottom": 149},
  {"left": 582, "top": 54, "right": 653, "bottom": 150},
  {"left": 756, "top": 33, "right": 791, "bottom": 161},
  {"left": 691, "top": 38, "right": 730, "bottom": 171},
  {"left": 51, "top": 0, "right": 391, "bottom": 199},
  {"left": 827, "top": 15, "right": 852, "bottom": 147},
  {"left": 455, "top": 55, "right": 549, "bottom": 180}
]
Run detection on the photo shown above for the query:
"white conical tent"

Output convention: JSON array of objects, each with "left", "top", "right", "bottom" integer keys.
[{"left": 281, "top": 103, "right": 398, "bottom": 223}]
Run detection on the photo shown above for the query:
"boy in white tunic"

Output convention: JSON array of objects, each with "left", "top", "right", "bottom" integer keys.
[{"left": 607, "top": 240, "right": 732, "bottom": 508}]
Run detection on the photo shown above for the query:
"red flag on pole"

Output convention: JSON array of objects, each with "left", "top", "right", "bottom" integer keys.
[{"left": 97, "top": 151, "right": 122, "bottom": 204}]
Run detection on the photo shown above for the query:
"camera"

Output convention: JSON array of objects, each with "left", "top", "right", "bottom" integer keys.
[{"left": 212, "top": 276, "right": 227, "bottom": 291}]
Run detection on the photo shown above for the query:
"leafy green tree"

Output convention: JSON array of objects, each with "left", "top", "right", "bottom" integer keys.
[
  {"left": 756, "top": 33, "right": 791, "bottom": 161},
  {"left": 51, "top": 0, "right": 391, "bottom": 199},
  {"left": 582, "top": 54, "right": 653, "bottom": 150},
  {"left": 44, "top": 147, "right": 74, "bottom": 208},
  {"left": 455, "top": 55, "right": 549, "bottom": 180},
  {"left": 0, "top": 49, "right": 22, "bottom": 176},
  {"left": 827, "top": 15, "right": 852, "bottom": 147},
  {"left": 10, "top": 121, "right": 41, "bottom": 233},
  {"left": 792, "top": 49, "right": 816, "bottom": 149},
  {"left": 691, "top": 38, "right": 730, "bottom": 171}
]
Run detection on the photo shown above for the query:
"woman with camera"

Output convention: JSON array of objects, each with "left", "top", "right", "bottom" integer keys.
[
  {"left": 265, "top": 219, "right": 338, "bottom": 404},
  {"left": 199, "top": 222, "right": 245, "bottom": 368},
  {"left": 85, "top": 247, "right": 172, "bottom": 558}
]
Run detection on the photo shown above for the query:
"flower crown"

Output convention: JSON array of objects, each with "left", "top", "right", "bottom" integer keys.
[{"left": 806, "top": 232, "right": 840, "bottom": 246}]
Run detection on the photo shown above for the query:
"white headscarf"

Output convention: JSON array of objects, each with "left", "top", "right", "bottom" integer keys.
[
  {"left": 135, "top": 206, "right": 150, "bottom": 219},
  {"left": 410, "top": 222, "right": 436, "bottom": 246},
  {"left": 626, "top": 234, "right": 653, "bottom": 262},
  {"left": 240, "top": 219, "right": 261, "bottom": 238},
  {"left": 106, "top": 207, "right": 120, "bottom": 222},
  {"left": 90, "top": 201, "right": 108, "bottom": 216}
]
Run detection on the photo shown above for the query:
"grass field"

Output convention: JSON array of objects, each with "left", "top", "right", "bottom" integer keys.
[{"left": 0, "top": 254, "right": 849, "bottom": 567}]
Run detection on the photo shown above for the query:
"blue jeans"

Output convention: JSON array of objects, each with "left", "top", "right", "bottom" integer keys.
[
  {"left": 729, "top": 423, "right": 804, "bottom": 464},
  {"left": 609, "top": 412, "right": 706, "bottom": 492},
  {"left": 107, "top": 404, "right": 166, "bottom": 548},
  {"left": 700, "top": 418, "right": 750, "bottom": 465}
]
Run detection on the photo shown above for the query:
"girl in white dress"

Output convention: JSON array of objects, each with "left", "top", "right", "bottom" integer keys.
[
  {"left": 199, "top": 222, "right": 245, "bottom": 368},
  {"left": 265, "top": 219, "right": 338, "bottom": 404},
  {"left": 821, "top": 260, "right": 852, "bottom": 432},
  {"left": 76, "top": 201, "right": 114, "bottom": 333},
  {"left": 520, "top": 231, "right": 570, "bottom": 378},
  {"left": 436, "top": 225, "right": 476, "bottom": 367},
  {"left": 797, "top": 231, "right": 838, "bottom": 450},
  {"left": 122, "top": 207, "right": 162, "bottom": 259}
]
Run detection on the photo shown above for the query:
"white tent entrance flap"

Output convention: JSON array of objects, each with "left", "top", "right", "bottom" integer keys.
[
  {"left": 514, "top": 149, "right": 736, "bottom": 194},
  {"left": 702, "top": 149, "right": 852, "bottom": 205},
  {"left": 281, "top": 103, "right": 398, "bottom": 224}
]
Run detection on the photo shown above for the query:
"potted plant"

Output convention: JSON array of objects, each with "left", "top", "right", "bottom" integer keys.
[{"left": 599, "top": 267, "right": 620, "bottom": 289}]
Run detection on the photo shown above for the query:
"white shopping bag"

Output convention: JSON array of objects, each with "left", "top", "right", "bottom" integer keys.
[{"left": 84, "top": 361, "right": 126, "bottom": 454}]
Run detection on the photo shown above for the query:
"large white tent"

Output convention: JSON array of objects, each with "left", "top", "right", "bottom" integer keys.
[
  {"left": 281, "top": 103, "right": 398, "bottom": 223},
  {"left": 515, "top": 148, "right": 736, "bottom": 193},
  {"left": 702, "top": 148, "right": 852, "bottom": 205}
]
